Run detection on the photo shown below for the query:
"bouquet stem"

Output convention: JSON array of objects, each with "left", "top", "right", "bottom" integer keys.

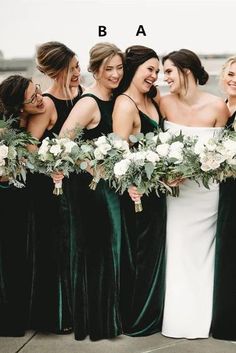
[
  {"left": 89, "top": 177, "right": 100, "bottom": 190},
  {"left": 134, "top": 199, "right": 143, "bottom": 213},
  {"left": 53, "top": 180, "right": 63, "bottom": 196},
  {"left": 171, "top": 186, "right": 179, "bottom": 197}
]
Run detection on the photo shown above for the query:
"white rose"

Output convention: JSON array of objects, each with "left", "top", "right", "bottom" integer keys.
[
  {"left": 98, "top": 143, "right": 112, "bottom": 155},
  {"left": 159, "top": 131, "right": 172, "bottom": 144},
  {"left": 222, "top": 139, "right": 236, "bottom": 155},
  {"left": 64, "top": 140, "right": 77, "bottom": 153},
  {"left": 94, "top": 147, "right": 104, "bottom": 160},
  {"left": 49, "top": 144, "right": 62, "bottom": 156},
  {"left": 95, "top": 136, "right": 107, "bottom": 146},
  {"left": 114, "top": 159, "right": 131, "bottom": 177},
  {"left": 168, "top": 142, "right": 184, "bottom": 163},
  {"left": 145, "top": 151, "right": 160, "bottom": 163},
  {"left": 38, "top": 138, "right": 50, "bottom": 155},
  {"left": 194, "top": 141, "right": 205, "bottom": 155},
  {"left": 113, "top": 139, "right": 129, "bottom": 152},
  {"left": 0, "top": 144, "right": 8, "bottom": 159},
  {"left": 204, "top": 138, "right": 217, "bottom": 152},
  {"left": 0, "top": 158, "right": 6, "bottom": 166},
  {"left": 156, "top": 143, "right": 169, "bottom": 157}
]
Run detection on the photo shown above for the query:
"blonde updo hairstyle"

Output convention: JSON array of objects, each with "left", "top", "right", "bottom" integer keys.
[
  {"left": 36, "top": 41, "right": 76, "bottom": 98},
  {"left": 88, "top": 42, "right": 124, "bottom": 78}
]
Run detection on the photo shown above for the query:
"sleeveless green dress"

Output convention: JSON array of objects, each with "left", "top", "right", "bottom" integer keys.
[
  {"left": 64, "top": 94, "right": 122, "bottom": 341},
  {"left": 212, "top": 111, "right": 236, "bottom": 340},
  {"left": 27, "top": 91, "right": 81, "bottom": 333},
  {"left": 119, "top": 95, "right": 166, "bottom": 336}
]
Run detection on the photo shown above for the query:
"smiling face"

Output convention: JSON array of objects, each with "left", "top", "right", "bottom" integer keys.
[
  {"left": 22, "top": 82, "right": 46, "bottom": 114},
  {"left": 57, "top": 55, "right": 80, "bottom": 88},
  {"left": 132, "top": 58, "right": 159, "bottom": 93},
  {"left": 96, "top": 54, "right": 124, "bottom": 90},
  {"left": 223, "top": 61, "right": 236, "bottom": 98},
  {"left": 163, "top": 58, "right": 185, "bottom": 94}
]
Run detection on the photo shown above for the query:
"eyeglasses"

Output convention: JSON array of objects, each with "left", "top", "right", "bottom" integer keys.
[{"left": 23, "top": 84, "right": 42, "bottom": 104}]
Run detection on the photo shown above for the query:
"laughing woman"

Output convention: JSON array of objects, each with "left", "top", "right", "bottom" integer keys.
[
  {"left": 26, "top": 41, "right": 82, "bottom": 334},
  {"left": 0, "top": 75, "right": 45, "bottom": 336},
  {"left": 212, "top": 56, "right": 236, "bottom": 341},
  {"left": 60, "top": 42, "right": 124, "bottom": 341},
  {"left": 112, "top": 45, "right": 166, "bottom": 336}
]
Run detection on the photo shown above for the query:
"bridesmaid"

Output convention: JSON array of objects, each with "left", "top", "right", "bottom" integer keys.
[
  {"left": 212, "top": 56, "right": 236, "bottom": 341},
  {"left": 112, "top": 45, "right": 166, "bottom": 336},
  {"left": 0, "top": 75, "right": 45, "bottom": 336},
  {"left": 60, "top": 42, "right": 124, "bottom": 341},
  {"left": 26, "top": 41, "right": 82, "bottom": 333}
]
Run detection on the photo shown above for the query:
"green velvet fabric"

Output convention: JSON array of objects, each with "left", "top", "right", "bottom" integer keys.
[
  {"left": 212, "top": 112, "right": 236, "bottom": 341},
  {"left": 120, "top": 105, "right": 166, "bottom": 336},
  {"left": 0, "top": 184, "right": 30, "bottom": 336}
]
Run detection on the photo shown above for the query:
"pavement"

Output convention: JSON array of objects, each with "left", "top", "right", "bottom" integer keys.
[{"left": 0, "top": 331, "right": 235, "bottom": 353}]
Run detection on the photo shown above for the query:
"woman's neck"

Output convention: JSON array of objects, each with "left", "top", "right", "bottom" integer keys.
[
  {"left": 86, "top": 82, "right": 112, "bottom": 101},
  {"left": 47, "top": 81, "right": 78, "bottom": 100},
  {"left": 177, "top": 84, "right": 201, "bottom": 106}
]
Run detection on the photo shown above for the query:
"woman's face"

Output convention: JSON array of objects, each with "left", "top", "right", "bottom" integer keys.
[
  {"left": 96, "top": 54, "right": 124, "bottom": 90},
  {"left": 223, "top": 62, "right": 236, "bottom": 98},
  {"left": 57, "top": 55, "right": 81, "bottom": 88},
  {"left": 163, "top": 59, "right": 184, "bottom": 94},
  {"left": 22, "top": 82, "right": 45, "bottom": 114},
  {"left": 132, "top": 58, "right": 159, "bottom": 93}
]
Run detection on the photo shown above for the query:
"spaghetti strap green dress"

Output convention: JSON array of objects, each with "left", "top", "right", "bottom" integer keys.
[
  {"left": 119, "top": 95, "right": 166, "bottom": 336},
  {"left": 64, "top": 94, "right": 122, "bottom": 341},
  {"left": 212, "top": 111, "right": 236, "bottom": 340}
]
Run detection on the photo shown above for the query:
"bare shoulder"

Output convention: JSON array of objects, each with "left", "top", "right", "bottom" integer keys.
[
  {"left": 159, "top": 93, "right": 175, "bottom": 115},
  {"left": 113, "top": 94, "right": 138, "bottom": 117},
  {"left": 70, "top": 95, "right": 98, "bottom": 115}
]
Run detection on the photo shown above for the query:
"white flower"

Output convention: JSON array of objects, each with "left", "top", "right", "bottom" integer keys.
[
  {"left": 168, "top": 141, "right": 184, "bottom": 163},
  {"left": 94, "top": 147, "right": 105, "bottom": 160},
  {"left": 156, "top": 143, "right": 169, "bottom": 157},
  {"left": 38, "top": 138, "right": 50, "bottom": 156},
  {"left": 97, "top": 143, "right": 112, "bottom": 155},
  {"left": 194, "top": 141, "right": 205, "bottom": 155},
  {"left": 222, "top": 139, "right": 236, "bottom": 156},
  {"left": 0, "top": 158, "right": 6, "bottom": 166},
  {"left": 114, "top": 159, "right": 131, "bottom": 177},
  {"left": 159, "top": 131, "right": 172, "bottom": 144},
  {"left": 49, "top": 144, "right": 62, "bottom": 156},
  {"left": 204, "top": 138, "right": 217, "bottom": 152},
  {"left": 145, "top": 151, "right": 160, "bottom": 163},
  {"left": 112, "top": 139, "right": 129, "bottom": 152},
  {"left": 200, "top": 152, "right": 225, "bottom": 171},
  {"left": 64, "top": 140, "right": 77, "bottom": 153},
  {"left": 0, "top": 144, "right": 8, "bottom": 159},
  {"left": 95, "top": 136, "right": 107, "bottom": 146}
]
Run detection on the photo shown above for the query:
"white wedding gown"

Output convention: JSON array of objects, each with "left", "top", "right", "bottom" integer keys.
[{"left": 162, "top": 120, "right": 223, "bottom": 339}]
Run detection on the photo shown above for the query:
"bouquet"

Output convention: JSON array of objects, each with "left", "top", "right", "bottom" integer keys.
[
  {"left": 192, "top": 128, "right": 236, "bottom": 187},
  {"left": 34, "top": 135, "right": 83, "bottom": 195},
  {"left": 77, "top": 133, "right": 131, "bottom": 190},
  {"left": 0, "top": 118, "right": 39, "bottom": 187}
]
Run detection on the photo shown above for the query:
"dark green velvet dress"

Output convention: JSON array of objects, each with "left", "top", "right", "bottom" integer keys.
[
  {"left": 120, "top": 98, "right": 166, "bottom": 336},
  {"left": 27, "top": 91, "right": 81, "bottom": 333},
  {"left": 64, "top": 94, "right": 122, "bottom": 341},
  {"left": 212, "top": 111, "right": 236, "bottom": 341},
  {"left": 0, "top": 182, "right": 30, "bottom": 336}
]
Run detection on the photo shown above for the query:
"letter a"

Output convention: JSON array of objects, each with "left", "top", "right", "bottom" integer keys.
[
  {"left": 136, "top": 25, "right": 146, "bottom": 36},
  {"left": 98, "top": 26, "right": 107, "bottom": 37}
]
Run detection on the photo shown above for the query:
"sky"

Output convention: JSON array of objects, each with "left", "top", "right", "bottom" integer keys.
[{"left": 0, "top": 0, "right": 235, "bottom": 72}]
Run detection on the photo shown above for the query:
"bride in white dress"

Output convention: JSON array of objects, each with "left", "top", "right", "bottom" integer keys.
[{"left": 160, "top": 49, "right": 229, "bottom": 339}]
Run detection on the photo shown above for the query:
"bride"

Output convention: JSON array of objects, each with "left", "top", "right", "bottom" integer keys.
[{"left": 160, "top": 49, "right": 229, "bottom": 339}]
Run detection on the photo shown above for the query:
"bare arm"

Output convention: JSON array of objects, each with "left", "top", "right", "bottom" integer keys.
[
  {"left": 60, "top": 97, "right": 99, "bottom": 138},
  {"left": 112, "top": 96, "right": 137, "bottom": 141}
]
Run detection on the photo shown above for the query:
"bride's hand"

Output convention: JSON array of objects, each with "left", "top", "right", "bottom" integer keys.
[
  {"left": 166, "top": 177, "right": 185, "bottom": 187},
  {"left": 128, "top": 185, "right": 143, "bottom": 202},
  {"left": 51, "top": 171, "right": 64, "bottom": 183}
]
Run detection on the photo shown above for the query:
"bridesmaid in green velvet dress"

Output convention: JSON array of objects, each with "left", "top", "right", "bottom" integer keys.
[
  {"left": 0, "top": 75, "right": 46, "bottom": 336},
  {"left": 60, "top": 42, "right": 124, "bottom": 341},
  {"left": 26, "top": 41, "right": 82, "bottom": 334},
  {"left": 212, "top": 56, "right": 236, "bottom": 341},
  {"left": 112, "top": 45, "right": 166, "bottom": 336}
]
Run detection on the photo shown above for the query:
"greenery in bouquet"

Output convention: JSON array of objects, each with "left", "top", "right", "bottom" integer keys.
[
  {"left": 34, "top": 135, "right": 83, "bottom": 195},
  {"left": 76, "top": 133, "right": 131, "bottom": 190},
  {"left": 0, "top": 117, "right": 39, "bottom": 187}
]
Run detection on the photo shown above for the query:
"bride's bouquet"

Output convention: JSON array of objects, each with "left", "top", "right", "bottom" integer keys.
[
  {"left": 77, "top": 133, "right": 131, "bottom": 190},
  {"left": 192, "top": 128, "right": 236, "bottom": 187},
  {"left": 0, "top": 118, "right": 39, "bottom": 187},
  {"left": 34, "top": 135, "right": 83, "bottom": 195}
]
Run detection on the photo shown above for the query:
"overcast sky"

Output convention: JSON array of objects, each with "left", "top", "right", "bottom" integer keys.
[{"left": 0, "top": 0, "right": 235, "bottom": 72}]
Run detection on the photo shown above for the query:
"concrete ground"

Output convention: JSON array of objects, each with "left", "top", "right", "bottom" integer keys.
[{"left": 0, "top": 331, "right": 235, "bottom": 353}]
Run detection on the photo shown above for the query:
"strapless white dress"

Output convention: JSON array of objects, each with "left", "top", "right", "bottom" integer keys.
[{"left": 162, "top": 121, "right": 223, "bottom": 339}]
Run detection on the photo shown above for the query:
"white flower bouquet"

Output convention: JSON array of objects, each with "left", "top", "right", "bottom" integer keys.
[
  {"left": 0, "top": 118, "right": 39, "bottom": 187},
  {"left": 34, "top": 136, "right": 82, "bottom": 195},
  {"left": 77, "top": 133, "right": 131, "bottom": 190}
]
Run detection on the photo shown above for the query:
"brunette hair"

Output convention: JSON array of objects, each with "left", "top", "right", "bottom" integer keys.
[
  {"left": 0, "top": 75, "right": 31, "bottom": 118},
  {"left": 117, "top": 45, "right": 159, "bottom": 97},
  {"left": 162, "top": 49, "right": 209, "bottom": 90}
]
